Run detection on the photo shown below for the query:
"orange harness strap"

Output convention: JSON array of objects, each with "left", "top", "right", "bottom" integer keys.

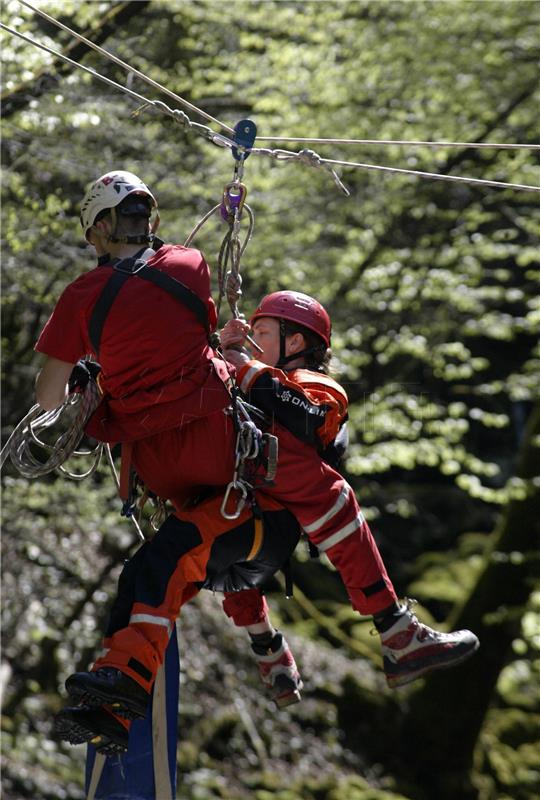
[{"left": 245, "top": 516, "right": 264, "bottom": 561}]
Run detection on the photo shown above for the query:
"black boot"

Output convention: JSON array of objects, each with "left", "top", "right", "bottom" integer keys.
[
  {"left": 65, "top": 667, "right": 150, "bottom": 719},
  {"left": 54, "top": 705, "right": 129, "bottom": 755}
]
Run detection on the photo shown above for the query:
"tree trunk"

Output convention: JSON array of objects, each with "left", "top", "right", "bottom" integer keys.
[{"left": 400, "top": 402, "right": 540, "bottom": 799}]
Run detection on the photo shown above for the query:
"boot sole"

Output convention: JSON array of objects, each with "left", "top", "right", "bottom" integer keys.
[
  {"left": 273, "top": 674, "right": 304, "bottom": 708},
  {"left": 386, "top": 639, "right": 480, "bottom": 688},
  {"left": 275, "top": 688, "right": 302, "bottom": 708},
  {"left": 66, "top": 677, "right": 147, "bottom": 720},
  {"left": 54, "top": 712, "right": 128, "bottom": 756}
]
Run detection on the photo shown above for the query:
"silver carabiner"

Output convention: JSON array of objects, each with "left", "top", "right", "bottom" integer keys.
[{"left": 220, "top": 480, "right": 249, "bottom": 520}]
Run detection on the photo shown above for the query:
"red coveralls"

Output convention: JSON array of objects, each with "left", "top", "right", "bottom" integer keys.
[
  {"left": 36, "top": 244, "right": 397, "bottom": 693},
  {"left": 222, "top": 360, "right": 354, "bottom": 627}
]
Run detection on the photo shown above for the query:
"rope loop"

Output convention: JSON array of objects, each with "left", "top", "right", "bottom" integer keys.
[{"left": 0, "top": 380, "right": 103, "bottom": 480}]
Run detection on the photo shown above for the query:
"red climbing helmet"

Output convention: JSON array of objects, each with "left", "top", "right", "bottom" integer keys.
[{"left": 250, "top": 291, "right": 332, "bottom": 347}]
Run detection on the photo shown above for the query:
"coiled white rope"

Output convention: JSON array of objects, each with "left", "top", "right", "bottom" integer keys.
[
  {"left": 0, "top": 381, "right": 103, "bottom": 479},
  {"left": 1, "top": 381, "right": 147, "bottom": 540}
]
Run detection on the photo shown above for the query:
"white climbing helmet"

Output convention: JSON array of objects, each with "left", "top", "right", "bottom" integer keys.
[{"left": 79, "top": 170, "right": 157, "bottom": 236}]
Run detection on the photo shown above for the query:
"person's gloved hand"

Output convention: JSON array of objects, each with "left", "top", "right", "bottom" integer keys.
[{"left": 68, "top": 359, "right": 101, "bottom": 394}]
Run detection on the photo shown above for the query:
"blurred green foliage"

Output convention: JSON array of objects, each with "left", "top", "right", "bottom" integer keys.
[{"left": 1, "top": 1, "right": 539, "bottom": 798}]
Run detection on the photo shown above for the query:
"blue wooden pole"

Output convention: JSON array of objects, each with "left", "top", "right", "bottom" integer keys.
[{"left": 84, "top": 629, "right": 179, "bottom": 800}]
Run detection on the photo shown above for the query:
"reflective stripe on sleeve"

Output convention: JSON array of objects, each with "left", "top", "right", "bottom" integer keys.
[
  {"left": 302, "top": 484, "right": 350, "bottom": 534},
  {"left": 240, "top": 363, "right": 266, "bottom": 392},
  {"left": 316, "top": 513, "right": 365, "bottom": 553}
]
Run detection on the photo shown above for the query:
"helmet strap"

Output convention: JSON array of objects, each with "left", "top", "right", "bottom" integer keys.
[
  {"left": 276, "top": 319, "right": 288, "bottom": 368},
  {"left": 275, "top": 319, "right": 324, "bottom": 369},
  {"left": 109, "top": 232, "right": 156, "bottom": 244},
  {"left": 277, "top": 346, "right": 324, "bottom": 368}
]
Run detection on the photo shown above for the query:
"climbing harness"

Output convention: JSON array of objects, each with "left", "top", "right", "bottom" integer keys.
[{"left": 220, "top": 399, "right": 278, "bottom": 521}]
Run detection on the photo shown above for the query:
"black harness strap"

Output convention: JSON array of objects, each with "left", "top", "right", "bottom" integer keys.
[
  {"left": 89, "top": 270, "right": 131, "bottom": 355},
  {"left": 136, "top": 268, "right": 209, "bottom": 332},
  {"left": 88, "top": 247, "right": 210, "bottom": 356}
]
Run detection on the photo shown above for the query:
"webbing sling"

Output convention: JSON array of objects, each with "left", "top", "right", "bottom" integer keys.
[{"left": 88, "top": 247, "right": 210, "bottom": 356}]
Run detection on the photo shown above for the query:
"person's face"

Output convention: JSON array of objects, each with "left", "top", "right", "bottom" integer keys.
[
  {"left": 250, "top": 317, "right": 305, "bottom": 367},
  {"left": 250, "top": 317, "right": 282, "bottom": 366}
]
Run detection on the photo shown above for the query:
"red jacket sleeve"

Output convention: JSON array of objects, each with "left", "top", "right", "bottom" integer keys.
[{"left": 35, "top": 278, "right": 91, "bottom": 363}]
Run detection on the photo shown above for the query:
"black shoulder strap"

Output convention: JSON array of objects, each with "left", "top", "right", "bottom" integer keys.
[
  {"left": 89, "top": 270, "right": 131, "bottom": 356},
  {"left": 135, "top": 268, "right": 209, "bottom": 333},
  {"left": 88, "top": 249, "right": 209, "bottom": 357}
]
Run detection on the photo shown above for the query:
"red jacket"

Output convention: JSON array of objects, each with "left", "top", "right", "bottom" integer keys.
[
  {"left": 236, "top": 360, "right": 348, "bottom": 449},
  {"left": 35, "top": 245, "right": 232, "bottom": 442}
]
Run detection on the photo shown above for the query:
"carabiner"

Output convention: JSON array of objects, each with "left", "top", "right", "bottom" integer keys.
[
  {"left": 220, "top": 480, "right": 249, "bottom": 520},
  {"left": 220, "top": 182, "right": 248, "bottom": 221}
]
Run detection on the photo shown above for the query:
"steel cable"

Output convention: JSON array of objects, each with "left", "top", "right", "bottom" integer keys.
[
  {"left": 17, "top": 0, "right": 234, "bottom": 135},
  {"left": 2, "top": 22, "right": 537, "bottom": 193}
]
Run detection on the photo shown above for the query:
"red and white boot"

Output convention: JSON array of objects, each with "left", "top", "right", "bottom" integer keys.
[
  {"left": 251, "top": 631, "right": 303, "bottom": 708},
  {"left": 380, "top": 600, "right": 479, "bottom": 688}
]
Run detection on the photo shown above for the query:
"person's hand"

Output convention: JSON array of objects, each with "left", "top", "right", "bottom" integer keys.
[
  {"left": 68, "top": 359, "right": 101, "bottom": 394},
  {"left": 222, "top": 347, "right": 250, "bottom": 368},
  {"left": 220, "top": 319, "right": 250, "bottom": 351}
]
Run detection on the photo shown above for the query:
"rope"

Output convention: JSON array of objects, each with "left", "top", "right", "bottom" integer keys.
[
  {"left": 318, "top": 156, "right": 540, "bottom": 193},
  {"left": 183, "top": 189, "right": 255, "bottom": 320},
  {"left": 0, "top": 22, "right": 237, "bottom": 150},
  {"left": 1, "top": 22, "right": 154, "bottom": 106},
  {"left": 183, "top": 204, "right": 222, "bottom": 247},
  {"left": 255, "top": 136, "right": 540, "bottom": 150},
  {"left": 2, "top": 19, "right": 538, "bottom": 198},
  {"left": 1, "top": 383, "right": 148, "bottom": 541},
  {"left": 0, "top": 381, "right": 103, "bottom": 480},
  {"left": 251, "top": 145, "right": 539, "bottom": 193},
  {"left": 103, "top": 445, "right": 146, "bottom": 542},
  {"left": 253, "top": 147, "right": 350, "bottom": 195},
  {"left": 219, "top": 205, "right": 256, "bottom": 319},
  {"left": 16, "top": 0, "right": 234, "bottom": 135}
]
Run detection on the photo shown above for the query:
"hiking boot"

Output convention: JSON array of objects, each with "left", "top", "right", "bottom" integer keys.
[
  {"left": 380, "top": 600, "right": 480, "bottom": 688},
  {"left": 65, "top": 667, "right": 150, "bottom": 720},
  {"left": 54, "top": 705, "right": 129, "bottom": 755},
  {"left": 251, "top": 632, "right": 303, "bottom": 708}
]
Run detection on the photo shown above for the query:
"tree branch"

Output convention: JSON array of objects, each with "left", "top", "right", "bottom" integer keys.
[{"left": 1, "top": 1, "right": 151, "bottom": 118}]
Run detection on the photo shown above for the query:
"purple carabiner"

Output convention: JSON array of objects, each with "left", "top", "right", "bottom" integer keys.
[{"left": 220, "top": 182, "right": 247, "bottom": 221}]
